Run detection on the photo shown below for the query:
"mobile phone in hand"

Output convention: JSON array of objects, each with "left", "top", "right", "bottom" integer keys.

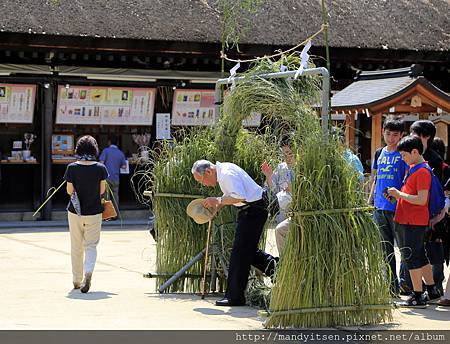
[{"left": 383, "top": 187, "right": 396, "bottom": 204}]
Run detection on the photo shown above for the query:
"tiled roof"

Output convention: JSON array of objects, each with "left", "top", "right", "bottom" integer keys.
[
  {"left": 331, "top": 65, "right": 450, "bottom": 110},
  {"left": 331, "top": 76, "right": 415, "bottom": 108}
]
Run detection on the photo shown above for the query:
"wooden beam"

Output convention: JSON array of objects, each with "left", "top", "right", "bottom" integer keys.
[
  {"left": 371, "top": 82, "right": 450, "bottom": 114},
  {"left": 390, "top": 104, "right": 436, "bottom": 113},
  {"left": 371, "top": 113, "right": 383, "bottom": 164},
  {"left": 416, "top": 83, "right": 450, "bottom": 112},
  {"left": 345, "top": 113, "right": 356, "bottom": 150}
]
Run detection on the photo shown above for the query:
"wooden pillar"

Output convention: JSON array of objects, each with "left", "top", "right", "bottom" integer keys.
[
  {"left": 345, "top": 113, "right": 356, "bottom": 150},
  {"left": 435, "top": 121, "right": 448, "bottom": 146},
  {"left": 371, "top": 113, "right": 383, "bottom": 163},
  {"left": 41, "top": 81, "right": 54, "bottom": 220}
]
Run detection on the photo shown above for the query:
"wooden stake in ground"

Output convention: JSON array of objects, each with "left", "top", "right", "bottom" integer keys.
[{"left": 201, "top": 220, "right": 213, "bottom": 299}]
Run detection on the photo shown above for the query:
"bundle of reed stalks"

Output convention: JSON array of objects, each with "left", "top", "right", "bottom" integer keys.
[{"left": 221, "top": 55, "right": 392, "bottom": 327}]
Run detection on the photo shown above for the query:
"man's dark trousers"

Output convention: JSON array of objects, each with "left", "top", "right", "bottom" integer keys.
[{"left": 225, "top": 203, "right": 277, "bottom": 302}]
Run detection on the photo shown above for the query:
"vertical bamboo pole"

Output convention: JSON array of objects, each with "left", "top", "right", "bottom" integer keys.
[
  {"left": 321, "top": 0, "right": 332, "bottom": 127},
  {"left": 201, "top": 220, "right": 213, "bottom": 299}
]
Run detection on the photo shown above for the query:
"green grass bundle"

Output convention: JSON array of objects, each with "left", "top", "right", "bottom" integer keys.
[
  {"left": 148, "top": 128, "right": 278, "bottom": 293},
  {"left": 221, "top": 55, "right": 392, "bottom": 327},
  {"left": 149, "top": 129, "right": 229, "bottom": 292}
]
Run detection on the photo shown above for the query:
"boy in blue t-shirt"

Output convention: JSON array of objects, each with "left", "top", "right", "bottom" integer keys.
[{"left": 368, "top": 118, "right": 407, "bottom": 295}]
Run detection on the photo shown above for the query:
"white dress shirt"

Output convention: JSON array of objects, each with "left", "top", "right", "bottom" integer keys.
[{"left": 216, "top": 162, "right": 263, "bottom": 207}]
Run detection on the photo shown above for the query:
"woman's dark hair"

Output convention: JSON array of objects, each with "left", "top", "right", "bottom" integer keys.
[
  {"left": 109, "top": 135, "right": 119, "bottom": 146},
  {"left": 410, "top": 120, "right": 436, "bottom": 148},
  {"left": 431, "top": 137, "right": 446, "bottom": 160},
  {"left": 397, "top": 135, "right": 424, "bottom": 154},
  {"left": 383, "top": 117, "right": 404, "bottom": 132},
  {"left": 75, "top": 135, "right": 99, "bottom": 157}
]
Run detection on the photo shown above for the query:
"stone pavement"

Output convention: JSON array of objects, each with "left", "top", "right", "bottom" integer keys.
[{"left": 0, "top": 226, "right": 448, "bottom": 330}]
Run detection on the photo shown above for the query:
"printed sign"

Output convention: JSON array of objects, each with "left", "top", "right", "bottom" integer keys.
[
  {"left": 56, "top": 86, "right": 156, "bottom": 126},
  {"left": 120, "top": 160, "right": 130, "bottom": 174},
  {"left": 222, "top": 89, "right": 261, "bottom": 127},
  {"left": 0, "top": 84, "right": 36, "bottom": 123},
  {"left": 171, "top": 89, "right": 215, "bottom": 126},
  {"left": 52, "top": 134, "right": 74, "bottom": 154},
  {"left": 156, "top": 113, "right": 171, "bottom": 139}
]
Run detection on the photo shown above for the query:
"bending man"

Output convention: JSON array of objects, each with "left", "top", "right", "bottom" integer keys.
[{"left": 192, "top": 160, "right": 278, "bottom": 306}]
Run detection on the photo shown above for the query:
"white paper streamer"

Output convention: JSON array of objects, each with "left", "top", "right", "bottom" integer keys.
[
  {"left": 294, "top": 40, "right": 312, "bottom": 79},
  {"left": 228, "top": 62, "right": 240, "bottom": 90},
  {"left": 280, "top": 64, "right": 288, "bottom": 72}
]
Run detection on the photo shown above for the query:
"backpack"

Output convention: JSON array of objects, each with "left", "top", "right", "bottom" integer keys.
[{"left": 404, "top": 163, "right": 446, "bottom": 219}]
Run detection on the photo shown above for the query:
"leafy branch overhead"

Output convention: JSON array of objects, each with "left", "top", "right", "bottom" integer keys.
[{"left": 220, "top": 0, "right": 266, "bottom": 51}]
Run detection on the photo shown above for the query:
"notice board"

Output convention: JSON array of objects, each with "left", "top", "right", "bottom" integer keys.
[
  {"left": 0, "top": 84, "right": 36, "bottom": 123},
  {"left": 171, "top": 89, "right": 215, "bottom": 126},
  {"left": 56, "top": 86, "right": 156, "bottom": 126}
]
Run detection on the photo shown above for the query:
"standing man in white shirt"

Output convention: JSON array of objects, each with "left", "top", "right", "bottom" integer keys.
[{"left": 192, "top": 160, "right": 278, "bottom": 306}]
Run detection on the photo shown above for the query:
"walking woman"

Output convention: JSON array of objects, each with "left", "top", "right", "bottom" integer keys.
[{"left": 64, "top": 135, "right": 108, "bottom": 293}]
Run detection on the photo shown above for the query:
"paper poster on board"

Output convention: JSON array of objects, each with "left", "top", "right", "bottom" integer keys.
[
  {"left": 156, "top": 113, "right": 171, "bottom": 139},
  {"left": 243, "top": 112, "right": 262, "bottom": 127},
  {"left": 120, "top": 160, "right": 130, "bottom": 174},
  {"left": 0, "top": 84, "right": 36, "bottom": 123},
  {"left": 222, "top": 89, "right": 261, "bottom": 127},
  {"left": 171, "top": 89, "right": 215, "bottom": 126},
  {"left": 56, "top": 86, "right": 156, "bottom": 126}
]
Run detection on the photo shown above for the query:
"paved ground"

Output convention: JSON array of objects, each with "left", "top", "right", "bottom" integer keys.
[{"left": 0, "top": 226, "right": 448, "bottom": 330}]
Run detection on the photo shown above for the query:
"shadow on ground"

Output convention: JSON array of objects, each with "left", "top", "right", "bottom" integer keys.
[
  {"left": 66, "top": 290, "right": 118, "bottom": 300},
  {"left": 397, "top": 304, "right": 450, "bottom": 321},
  {"left": 193, "top": 307, "right": 259, "bottom": 319},
  {"left": 144, "top": 292, "right": 263, "bottom": 320}
]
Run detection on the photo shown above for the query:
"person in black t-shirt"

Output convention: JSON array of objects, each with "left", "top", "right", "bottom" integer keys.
[
  {"left": 431, "top": 137, "right": 450, "bottom": 184},
  {"left": 64, "top": 135, "right": 108, "bottom": 293},
  {"left": 411, "top": 120, "right": 443, "bottom": 173}
]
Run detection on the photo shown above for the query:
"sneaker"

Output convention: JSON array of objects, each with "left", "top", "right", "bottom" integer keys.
[
  {"left": 397, "top": 294, "right": 427, "bottom": 308},
  {"left": 73, "top": 282, "right": 81, "bottom": 289},
  {"left": 81, "top": 273, "right": 92, "bottom": 293},
  {"left": 422, "top": 287, "right": 442, "bottom": 303}
]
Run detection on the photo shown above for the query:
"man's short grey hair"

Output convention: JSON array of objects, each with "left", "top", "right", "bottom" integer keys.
[{"left": 191, "top": 160, "right": 214, "bottom": 175}]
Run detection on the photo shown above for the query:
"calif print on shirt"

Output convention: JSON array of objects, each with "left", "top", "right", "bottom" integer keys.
[{"left": 377, "top": 154, "right": 402, "bottom": 178}]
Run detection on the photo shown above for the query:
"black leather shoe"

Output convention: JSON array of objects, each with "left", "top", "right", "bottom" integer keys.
[{"left": 215, "top": 298, "right": 245, "bottom": 306}]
